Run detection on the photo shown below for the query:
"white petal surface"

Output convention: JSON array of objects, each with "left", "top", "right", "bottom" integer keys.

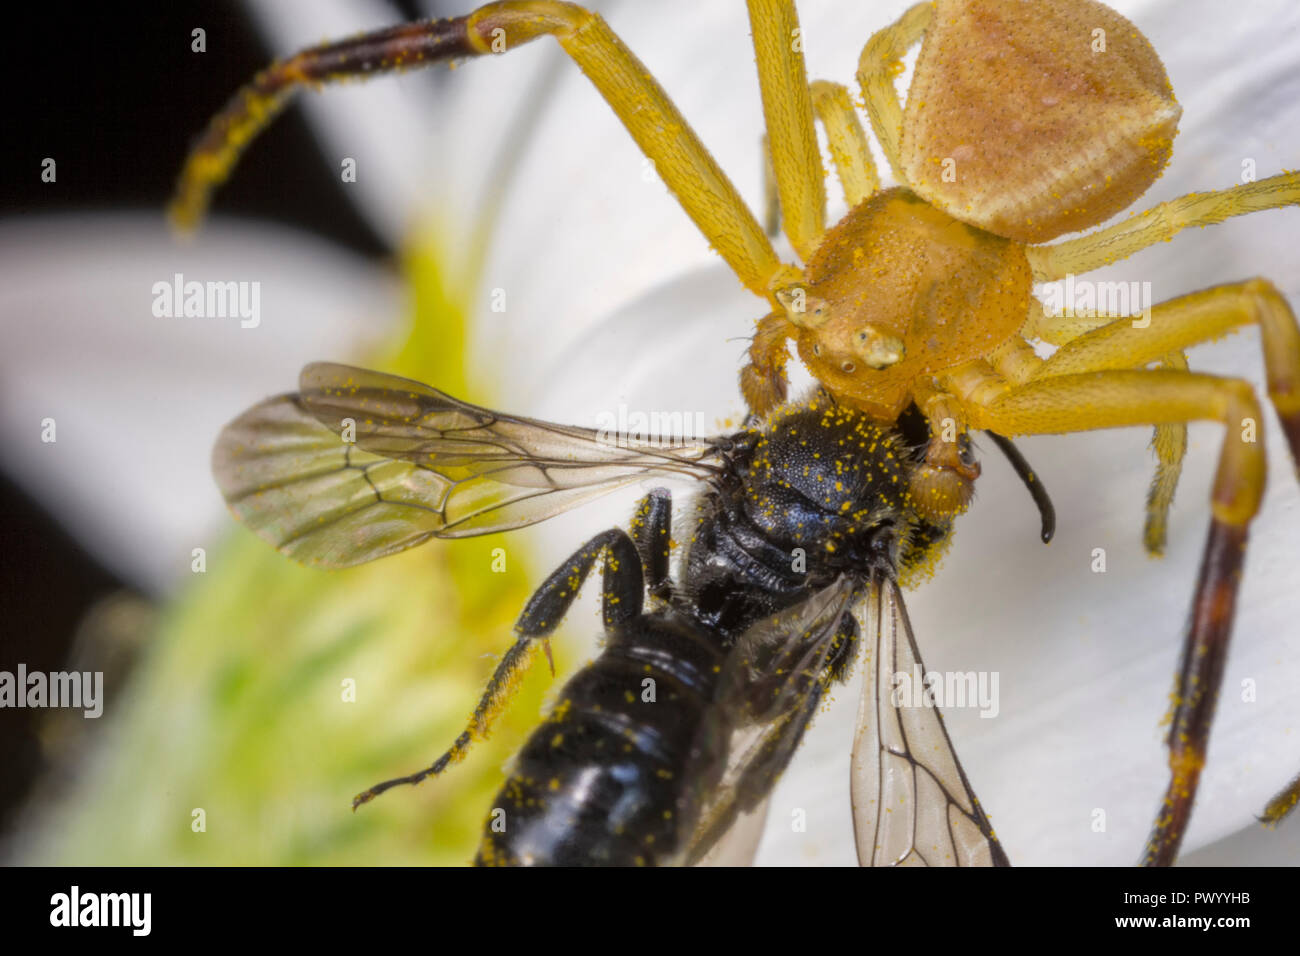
[{"left": 0, "top": 215, "right": 400, "bottom": 594}]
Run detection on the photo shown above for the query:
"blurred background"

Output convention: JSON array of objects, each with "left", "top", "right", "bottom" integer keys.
[{"left": 1, "top": 0, "right": 1299, "bottom": 866}]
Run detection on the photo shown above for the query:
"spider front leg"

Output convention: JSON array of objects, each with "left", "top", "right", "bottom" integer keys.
[
  {"left": 172, "top": 1, "right": 793, "bottom": 299},
  {"left": 741, "top": 311, "right": 796, "bottom": 415},
  {"left": 747, "top": 0, "right": 825, "bottom": 262},
  {"left": 742, "top": 73, "right": 883, "bottom": 414},
  {"left": 956, "top": 367, "right": 1270, "bottom": 865}
]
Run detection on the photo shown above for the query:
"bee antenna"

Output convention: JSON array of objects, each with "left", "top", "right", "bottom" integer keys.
[{"left": 983, "top": 431, "right": 1056, "bottom": 544}]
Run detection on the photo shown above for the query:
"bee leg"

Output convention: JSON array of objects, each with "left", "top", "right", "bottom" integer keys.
[
  {"left": 630, "top": 489, "right": 674, "bottom": 604},
  {"left": 352, "top": 527, "right": 645, "bottom": 809},
  {"left": 824, "top": 612, "right": 861, "bottom": 684},
  {"left": 518, "top": 528, "right": 645, "bottom": 633}
]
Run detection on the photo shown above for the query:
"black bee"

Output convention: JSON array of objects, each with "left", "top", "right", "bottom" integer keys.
[{"left": 214, "top": 363, "right": 1012, "bottom": 866}]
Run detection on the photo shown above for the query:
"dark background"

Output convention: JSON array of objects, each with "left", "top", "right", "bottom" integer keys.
[{"left": 0, "top": 0, "right": 438, "bottom": 844}]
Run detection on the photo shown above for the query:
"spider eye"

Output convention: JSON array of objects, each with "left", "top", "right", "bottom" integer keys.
[{"left": 842, "top": 361, "right": 856, "bottom": 374}]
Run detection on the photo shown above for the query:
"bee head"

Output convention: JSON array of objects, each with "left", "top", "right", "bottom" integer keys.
[{"left": 735, "top": 394, "right": 913, "bottom": 571}]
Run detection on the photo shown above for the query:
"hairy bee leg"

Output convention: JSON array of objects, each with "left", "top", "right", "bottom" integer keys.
[
  {"left": 960, "top": 369, "right": 1267, "bottom": 865},
  {"left": 747, "top": 0, "right": 826, "bottom": 261},
  {"left": 1031, "top": 280, "right": 1300, "bottom": 472},
  {"left": 352, "top": 526, "right": 645, "bottom": 809},
  {"left": 855, "top": 1, "right": 933, "bottom": 183},
  {"left": 1026, "top": 172, "right": 1300, "bottom": 282},
  {"left": 629, "top": 489, "right": 673, "bottom": 603},
  {"left": 171, "top": 3, "right": 792, "bottom": 301},
  {"left": 810, "top": 80, "right": 880, "bottom": 208}
]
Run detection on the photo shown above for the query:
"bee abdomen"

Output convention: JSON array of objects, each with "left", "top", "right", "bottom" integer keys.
[{"left": 475, "top": 617, "right": 725, "bottom": 866}]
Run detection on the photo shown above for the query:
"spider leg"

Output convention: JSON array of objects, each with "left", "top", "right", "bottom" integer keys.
[
  {"left": 741, "top": 311, "right": 796, "bottom": 415},
  {"left": 746, "top": 0, "right": 826, "bottom": 262},
  {"left": 1032, "top": 280, "right": 1300, "bottom": 468},
  {"left": 1262, "top": 772, "right": 1300, "bottom": 827},
  {"left": 1026, "top": 173, "right": 1300, "bottom": 282},
  {"left": 855, "top": 1, "right": 933, "bottom": 184},
  {"left": 1145, "top": 353, "right": 1190, "bottom": 556},
  {"left": 352, "top": 522, "right": 645, "bottom": 809},
  {"left": 761, "top": 133, "right": 781, "bottom": 239},
  {"left": 1028, "top": 281, "right": 1300, "bottom": 550},
  {"left": 958, "top": 367, "right": 1269, "bottom": 865},
  {"left": 1023, "top": 306, "right": 1192, "bottom": 553},
  {"left": 743, "top": 74, "right": 882, "bottom": 414},
  {"left": 171, "top": 2, "right": 792, "bottom": 299},
  {"left": 810, "top": 80, "right": 880, "bottom": 208}
]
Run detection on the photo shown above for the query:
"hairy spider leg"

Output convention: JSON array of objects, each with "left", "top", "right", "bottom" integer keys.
[
  {"left": 855, "top": 1, "right": 932, "bottom": 184},
  {"left": 170, "top": 1, "right": 799, "bottom": 300}
]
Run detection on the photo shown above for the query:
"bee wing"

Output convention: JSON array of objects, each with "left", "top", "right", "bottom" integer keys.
[
  {"left": 850, "top": 576, "right": 1010, "bottom": 867},
  {"left": 213, "top": 363, "right": 726, "bottom": 568},
  {"left": 684, "top": 576, "right": 862, "bottom": 865}
]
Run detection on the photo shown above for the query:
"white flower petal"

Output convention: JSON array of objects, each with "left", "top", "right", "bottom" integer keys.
[{"left": 0, "top": 214, "right": 400, "bottom": 595}]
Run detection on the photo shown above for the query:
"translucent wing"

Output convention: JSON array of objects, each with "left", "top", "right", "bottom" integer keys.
[
  {"left": 851, "top": 576, "right": 1009, "bottom": 867},
  {"left": 683, "top": 576, "right": 862, "bottom": 865},
  {"left": 213, "top": 362, "right": 727, "bottom": 568}
]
